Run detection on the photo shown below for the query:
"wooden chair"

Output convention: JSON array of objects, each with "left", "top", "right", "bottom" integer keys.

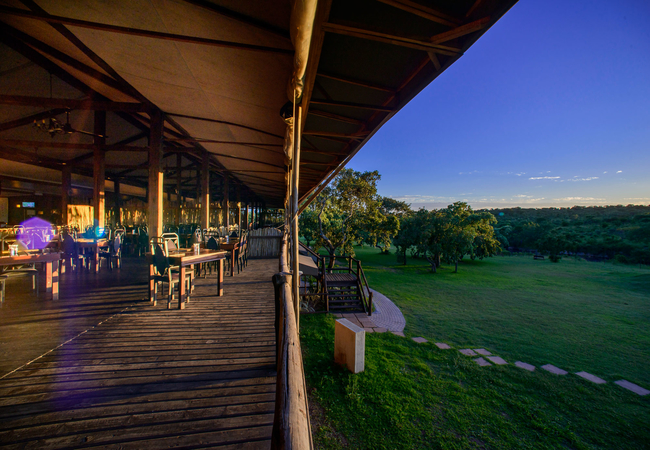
[
  {"left": 0, "top": 274, "right": 7, "bottom": 306},
  {"left": 150, "top": 241, "right": 192, "bottom": 308}
]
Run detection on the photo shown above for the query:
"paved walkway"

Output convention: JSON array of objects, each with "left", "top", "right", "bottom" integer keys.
[{"left": 332, "top": 288, "right": 406, "bottom": 334}]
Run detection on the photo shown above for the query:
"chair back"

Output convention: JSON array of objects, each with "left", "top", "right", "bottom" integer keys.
[
  {"left": 206, "top": 236, "right": 219, "bottom": 250},
  {"left": 113, "top": 234, "right": 121, "bottom": 254},
  {"left": 62, "top": 233, "right": 77, "bottom": 256},
  {"left": 151, "top": 242, "right": 170, "bottom": 276}
]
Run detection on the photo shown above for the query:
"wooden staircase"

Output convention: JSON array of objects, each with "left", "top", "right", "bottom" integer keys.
[
  {"left": 297, "top": 243, "right": 373, "bottom": 315},
  {"left": 325, "top": 272, "right": 365, "bottom": 312}
]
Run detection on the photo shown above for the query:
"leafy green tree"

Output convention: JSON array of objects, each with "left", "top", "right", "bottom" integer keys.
[
  {"left": 298, "top": 207, "right": 320, "bottom": 248},
  {"left": 394, "top": 209, "right": 427, "bottom": 265},
  {"left": 315, "top": 169, "right": 385, "bottom": 267}
]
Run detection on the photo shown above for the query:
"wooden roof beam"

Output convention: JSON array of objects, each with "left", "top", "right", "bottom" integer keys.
[
  {"left": 179, "top": 0, "right": 291, "bottom": 40},
  {"left": 322, "top": 22, "right": 461, "bottom": 55},
  {"left": 308, "top": 109, "right": 364, "bottom": 125},
  {"left": 0, "top": 95, "right": 148, "bottom": 112},
  {"left": 0, "top": 108, "right": 67, "bottom": 132},
  {"left": 430, "top": 17, "right": 491, "bottom": 44},
  {"left": 0, "top": 138, "right": 148, "bottom": 152},
  {"left": 309, "top": 99, "right": 394, "bottom": 112},
  {"left": 316, "top": 72, "right": 395, "bottom": 93},
  {"left": 0, "top": 5, "right": 294, "bottom": 55},
  {"left": 375, "top": 0, "right": 461, "bottom": 27},
  {"left": 165, "top": 113, "right": 284, "bottom": 140},
  {"left": 303, "top": 130, "right": 369, "bottom": 140}
]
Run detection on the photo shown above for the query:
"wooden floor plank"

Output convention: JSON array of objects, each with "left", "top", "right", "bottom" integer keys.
[{"left": 0, "top": 258, "right": 278, "bottom": 448}]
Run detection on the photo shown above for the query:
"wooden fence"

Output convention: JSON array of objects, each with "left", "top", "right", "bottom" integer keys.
[{"left": 249, "top": 227, "right": 283, "bottom": 258}]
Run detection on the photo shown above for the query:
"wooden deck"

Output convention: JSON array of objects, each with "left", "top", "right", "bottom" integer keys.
[{"left": 0, "top": 257, "right": 278, "bottom": 449}]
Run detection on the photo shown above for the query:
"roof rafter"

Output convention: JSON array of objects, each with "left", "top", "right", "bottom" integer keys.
[
  {"left": 322, "top": 22, "right": 461, "bottom": 55},
  {"left": 0, "top": 5, "right": 294, "bottom": 54},
  {"left": 375, "top": 0, "right": 461, "bottom": 27}
]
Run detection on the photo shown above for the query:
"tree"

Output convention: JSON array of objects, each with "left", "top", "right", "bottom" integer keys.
[
  {"left": 315, "top": 169, "right": 386, "bottom": 267},
  {"left": 394, "top": 209, "right": 427, "bottom": 265},
  {"left": 298, "top": 207, "right": 319, "bottom": 248}
]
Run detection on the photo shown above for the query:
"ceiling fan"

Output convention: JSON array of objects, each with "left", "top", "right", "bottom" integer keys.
[{"left": 33, "top": 110, "right": 107, "bottom": 139}]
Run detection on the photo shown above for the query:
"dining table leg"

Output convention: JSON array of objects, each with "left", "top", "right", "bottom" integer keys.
[
  {"left": 230, "top": 249, "right": 235, "bottom": 276},
  {"left": 149, "top": 263, "right": 155, "bottom": 304},
  {"left": 93, "top": 245, "right": 100, "bottom": 273},
  {"left": 45, "top": 261, "right": 59, "bottom": 300},
  {"left": 178, "top": 266, "right": 186, "bottom": 310},
  {"left": 217, "top": 259, "right": 223, "bottom": 296}
]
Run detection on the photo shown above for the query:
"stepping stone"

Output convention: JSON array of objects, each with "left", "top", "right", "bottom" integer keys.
[
  {"left": 374, "top": 327, "right": 388, "bottom": 333},
  {"left": 474, "top": 357, "right": 492, "bottom": 367},
  {"left": 541, "top": 364, "right": 567, "bottom": 375},
  {"left": 615, "top": 380, "right": 649, "bottom": 396},
  {"left": 486, "top": 356, "right": 508, "bottom": 365},
  {"left": 474, "top": 348, "right": 491, "bottom": 356},
  {"left": 363, "top": 328, "right": 374, "bottom": 333},
  {"left": 575, "top": 372, "right": 606, "bottom": 384},
  {"left": 391, "top": 331, "right": 405, "bottom": 337},
  {"left": 459, "top": 349, "right": 477, "bottom": 356},
  {"left": 515, "top": 361, "right": 535, "bottom": 372},
  {"left": 435, "top": 343, "right": 451, "bottom": 349},
  {"left": 412, "top": 337, "right": 427, "bottom": 343}
]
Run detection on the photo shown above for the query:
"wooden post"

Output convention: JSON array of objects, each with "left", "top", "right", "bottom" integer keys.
[
  {"left": 114, "top": 178, "right": 121, "bottom": 225},
  {"left": 201, "top": 150, "right": 210, "bottom": 230},
  {"left": 175, "top": 152, "right": 181, "bottom": 227},
  {"left": 93, "top": 110, "right": 106, "bottom": 228},
  {"left": 148, "top": 108, "right": 164, "bottom": 238},
  {"left": 222, "top": 175, "right": 230, "bottom": 229},
  {"left": 236, "top": 184, "right": 242, "bottom": 232},
  {"left": 243, "top": 201, "right": 249, "bottom": 230},
  {"left": 291, "top": 99, "right": 302, "bottom": 330},
  {"left": 61, "top": 165, "right": 71, "bottom": 226}
]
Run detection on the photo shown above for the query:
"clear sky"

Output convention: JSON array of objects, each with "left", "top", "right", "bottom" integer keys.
[{"left": 347, "top": 0, "right": 650, "bottom": 210}]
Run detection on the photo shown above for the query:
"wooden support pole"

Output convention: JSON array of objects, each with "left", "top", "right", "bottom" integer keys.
[
  {"left": 201, "top": 150, "right": 210, "bottom": 230},
  {"left": 148, "top": 109, "right": 164, "bottom": 238},
  {"left": 175, "top": 152, "right": 181, "bottom": 226},
  {"left": 61, "top": 165, "right": 71, "bottom": 226},
  {"left": 243, "top": 201, "right": 249, "bottom": 230},
  {"left": 222, "top": 176, "right": 230, "bottom": 229},
  {"left": 236, "top": 184, "right": 242, "bottom": 231},
  {"left": 93, "top": 110, "right": 106, "bottom": 229},
  {"left": 291, "top": 100, "right": 302, "bottom": 330},
  {"left": 114, "top": 178, "right": 121, "bottom": 225}
]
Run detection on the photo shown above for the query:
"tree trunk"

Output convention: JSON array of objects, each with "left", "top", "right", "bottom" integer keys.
[
  {"left": 327, "top": 251, "right": 336, "bottom": 270},
  {"left": 454, "top": 260, "right": 458, "bottom": 273},
  {"left": 403, "top": 248, "right": 407, "bottom": 265},
  {"left": 435, "top": 253, "right": 441, "bottom": 268}
]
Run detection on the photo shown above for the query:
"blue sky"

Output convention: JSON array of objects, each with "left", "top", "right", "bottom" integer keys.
[{"left": 348, "top": 0, "right": 650, "bottom": 210}]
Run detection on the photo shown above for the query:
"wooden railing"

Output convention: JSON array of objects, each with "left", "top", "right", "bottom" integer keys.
[
  {"left": 323, "top": 255, "right": 373, "bottom": 316},
  {"left": 271, "top": 235, "right": 313, "bottom": 449},
  {"left": 354, "top": 258, "right": 373, "bottom": 317}
]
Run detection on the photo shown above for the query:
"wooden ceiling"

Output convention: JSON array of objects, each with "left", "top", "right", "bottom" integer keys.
[{"left": 0, "top": 0, "right": 518, "bottom": 207}]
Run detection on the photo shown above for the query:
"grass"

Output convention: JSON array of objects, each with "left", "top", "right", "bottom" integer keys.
[{"left": 301, "top": 249, "right": 650, "bottom": 449}]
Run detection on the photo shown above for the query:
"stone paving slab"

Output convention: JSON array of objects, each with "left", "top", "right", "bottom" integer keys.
[
  {"left": 486, "top": 356, "right": 508, "bottom": 365},
  {"left": 474, "top": 357, "right": 492, "bottom": 367},
  {"left": 363, "top": 328, "right": 374, "bottom": 333},
  {"left": 575, "top": 371, "right": 606, "bottom": 384},
  {"left": 435, "top": 343, "right": 451, "bottom": 349},
  {"left": 391, "top": 331, "right": 405, "bottom": 337},
  {"left": 541, "top": 364, "right": 567, "bottom": 375},
  {"left": 474, "top": 348, "right": 491, "bottom": 356},
  {"left": 412, "top": 337, "right": 427, "bottom": 343},
  {"left": 515, "top": 361, "right": 535, "bottom": 372},
  {"left": 459, "top": 349, "right": 477, "bottom": 356},
  {"left": 615, "top": 380, "right": 650, "bottom": 396},
  {"left": 374, "top": 327, "right": 388, "bottom": 333}
]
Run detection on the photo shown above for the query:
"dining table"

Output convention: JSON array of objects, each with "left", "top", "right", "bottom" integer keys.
[
  {"left": 76, "top": 239, "right": 109, "bottom": 273},
  {"left": 0, "top": 252, "right": 61, "bottom": 300},
  {"left": 148, "top": 248, "right": 227, "bottom": 309},
  {"left": 219, "top": 239, "right": 240, "bottom": 277}
]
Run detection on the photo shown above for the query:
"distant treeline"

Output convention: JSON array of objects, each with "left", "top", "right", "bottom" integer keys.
[{"left": 483, "top": 205, "right": 650, "bottom": 264}]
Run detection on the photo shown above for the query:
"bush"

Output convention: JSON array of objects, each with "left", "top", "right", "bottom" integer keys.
[{"left": 549, "top": 254, "right": 561, "bottom": 263}]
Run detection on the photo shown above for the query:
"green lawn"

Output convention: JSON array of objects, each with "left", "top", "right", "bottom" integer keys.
[{"left": 301, "top": 249, "right": 650, "bottom": 449}]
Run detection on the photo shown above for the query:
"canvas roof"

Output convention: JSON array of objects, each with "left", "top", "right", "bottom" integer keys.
[{"left": 0, "top": 0, "right": 517, "bottom": 208}]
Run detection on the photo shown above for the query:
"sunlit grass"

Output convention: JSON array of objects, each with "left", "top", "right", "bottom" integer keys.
[{"left": 302, "top": 248, "right": 650, "bottom": 449}]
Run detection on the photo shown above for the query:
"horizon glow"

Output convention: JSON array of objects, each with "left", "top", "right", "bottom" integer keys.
[{"left": 348, "top": 0, "right": 650, "bottom": 210}]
